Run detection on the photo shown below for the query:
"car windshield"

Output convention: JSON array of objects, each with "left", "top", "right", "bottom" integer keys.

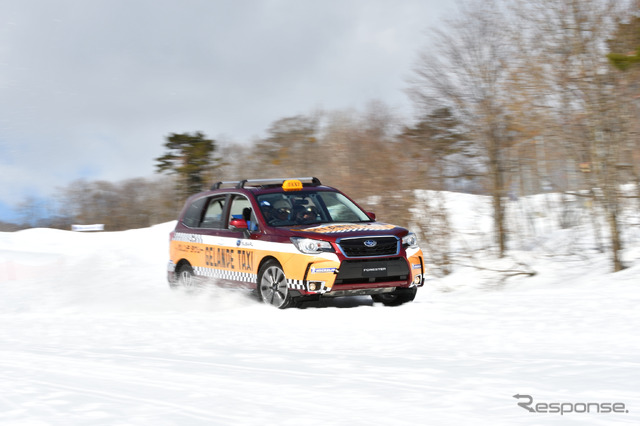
[{"left": 256, "top": 190, "right": 372, "bottom": 227}]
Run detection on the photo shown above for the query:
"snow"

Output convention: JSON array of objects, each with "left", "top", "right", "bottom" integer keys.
[{"left": 1, "top": 193, "right": 639, "bottom": 425}]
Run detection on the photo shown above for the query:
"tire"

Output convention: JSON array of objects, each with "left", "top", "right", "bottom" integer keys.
[
  {"left": 171, "top": 264, "right": 197, "bottom": 292},
  {"left": 257, "top": 260, "right": 292, "bottom": 309},
  {"left": 372, "top": 287, "right": 417, "bottom": 306}
]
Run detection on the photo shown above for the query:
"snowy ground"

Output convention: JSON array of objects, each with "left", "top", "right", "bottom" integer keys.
[{"left": 1, "top": 193, "right": 639, "bottom": 425}]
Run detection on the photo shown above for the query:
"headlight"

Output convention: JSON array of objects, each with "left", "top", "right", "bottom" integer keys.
[
  {"left": 290, "top": 237, "right": 334, "bottom": 254},
  {"left": 402, "top": 232, "right": 418, "bottom": 249}
]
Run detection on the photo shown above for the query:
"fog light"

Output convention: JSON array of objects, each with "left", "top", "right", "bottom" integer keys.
[
  {"left": 414, "top": 275, "right": 422, "bottom": 285},
  {"left": 307, "top": 282, "right": 324, "bottom": 292}
]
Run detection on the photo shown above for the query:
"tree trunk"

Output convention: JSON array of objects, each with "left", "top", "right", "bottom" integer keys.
[
  {"left": 606, "top": 197, "right": 625, "bottom": 272},
  {"left": 492, "top": 164, "right": 507, "bottom": 258}
]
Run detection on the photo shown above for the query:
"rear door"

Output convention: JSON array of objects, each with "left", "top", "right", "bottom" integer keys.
[
  {"left": 173, "top": 194, "right": 229, "bottom": 278},
  {"left": 173, "top": 192, "right": 263, "bottom": 288},
  {"left": 199, "top": 193, "right": 260, "bottom": 288}
]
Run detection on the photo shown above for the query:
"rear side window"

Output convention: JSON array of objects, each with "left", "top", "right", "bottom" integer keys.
[
  {"left": 201, "top": 196, "right": 227, "bottom": 228},
  {"left": 181, "top": 196, "right": 227, "bottom": 228},
  {"left": 182, "top": 198, "right": 206, "bottom": 227}
]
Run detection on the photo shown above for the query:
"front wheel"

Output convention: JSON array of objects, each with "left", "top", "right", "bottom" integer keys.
[
  {"left": 372, "top": 287, "right": 417, "bottom": 306},
  {"left": 257, "top": 261, "right": 292, "bottom": 309}
]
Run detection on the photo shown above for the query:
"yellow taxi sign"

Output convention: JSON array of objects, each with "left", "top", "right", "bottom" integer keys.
[{"left": 282, "top": 179, "right": 303, "bottom": 191}]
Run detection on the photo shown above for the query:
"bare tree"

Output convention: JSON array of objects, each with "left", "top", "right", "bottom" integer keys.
[
  {"left": 409, "top": 0, "right": 516, "bottom": 257},
  {"left": 401, "top": 107, "right": 480, "bottom": 192},
  {"left": 56, "top": 177, "right": 179, "bottom": 231},
  {"left": 252, "top": 114, "right": 321, "bottom": 178},
  {"left": 513, "top": 0, "right": 634, "bottom": 271},
  {"left": 316, "top": 101, "right": 418, "bottom": 226}
]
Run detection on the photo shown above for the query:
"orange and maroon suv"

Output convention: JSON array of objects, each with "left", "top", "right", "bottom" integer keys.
[{"left": 168, "top": 177, "right": 425, "bottom": 308}]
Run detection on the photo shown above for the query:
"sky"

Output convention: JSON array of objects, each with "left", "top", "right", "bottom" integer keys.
[{"left": 0, "top": 0, "right": 452, "bottom": 222}]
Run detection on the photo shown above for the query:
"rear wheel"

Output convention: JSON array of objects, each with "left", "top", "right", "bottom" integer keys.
[
  {"left": 171, "top": 264, "right": 197, "bottom": 292},
  {"left": 372, "top": 287, "right": 417, "bottom": 306},
  {"left": 257, "top": 260, "right": 292, "bottom": 309}
]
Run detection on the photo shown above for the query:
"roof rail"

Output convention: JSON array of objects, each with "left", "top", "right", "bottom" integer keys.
[{"left": 210, "top": 177, "right": 321, "bottom": 190}]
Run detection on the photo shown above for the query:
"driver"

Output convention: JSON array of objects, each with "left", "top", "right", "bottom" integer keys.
[
  {"left": 295, "top": 206, "right": 318, "bottom": 224},
  {"left": 272, "top": 199, "right": 291, "bottom": 222}
]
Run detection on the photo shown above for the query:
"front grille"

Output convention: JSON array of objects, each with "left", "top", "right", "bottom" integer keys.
[{"left": 338, "top": 236, "right": 399, "bottom": 257}]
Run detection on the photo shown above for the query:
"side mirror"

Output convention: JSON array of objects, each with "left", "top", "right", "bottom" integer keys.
[
  {"left": 367, "top": 212, "right": 376, "bottom": 220},
  {"left": 229, "top": 218, "right": 248, "bottom": 231}
]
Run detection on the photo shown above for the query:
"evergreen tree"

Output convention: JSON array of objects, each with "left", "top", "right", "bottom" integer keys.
[{"left": 155, "top": 132, "right": 219, "bottom": 198}]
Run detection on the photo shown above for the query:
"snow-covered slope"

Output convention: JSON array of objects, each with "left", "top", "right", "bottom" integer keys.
[{"left": 1, "top": 193, "right": 639, "bottom": 425}]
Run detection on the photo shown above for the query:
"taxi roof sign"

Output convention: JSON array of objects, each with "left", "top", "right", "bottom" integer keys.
[{"left": 282, "top": 179, "right": 303, "bottom": 191}]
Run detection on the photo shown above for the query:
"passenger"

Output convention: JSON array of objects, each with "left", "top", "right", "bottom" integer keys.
[
  {"left": 242, "top": 207, "right": 255, "bottom": 231},
  {"left": 260, "top": 201, "right": 276, "bottom": 224}
]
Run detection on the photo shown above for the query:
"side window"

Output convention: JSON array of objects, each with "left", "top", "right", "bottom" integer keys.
[
  {"left": 228, "top": 196, "right": 258, "bottom": 231},
  {"left": 201, "top": 196, "right": 227, "bottom": 229},
  {"left": 182, "top": 197, "right": 207, "bottom": 228}
]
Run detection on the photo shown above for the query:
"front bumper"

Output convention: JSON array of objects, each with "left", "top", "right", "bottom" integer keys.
[{"left": 289, "top": 253, "right": 425, "bottom": 296}]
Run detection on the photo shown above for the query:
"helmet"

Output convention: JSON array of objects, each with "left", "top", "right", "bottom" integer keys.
[{"left": 272, "top": 199, "right": 291, "bottom": 220}]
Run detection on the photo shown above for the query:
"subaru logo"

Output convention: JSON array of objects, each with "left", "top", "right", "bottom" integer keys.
[{"left": 364, "top": 240, "right": 377, "bottom": 248}]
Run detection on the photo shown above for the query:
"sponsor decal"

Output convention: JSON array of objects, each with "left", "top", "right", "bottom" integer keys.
[
  {"left": 176, "top": 243, "right": 203, "bottom": 254},
  {"left": 304, "top": 223, "right": 396, "bottom": 234},
  {"left": 204, "top": 246, "right": 254, "bottom": 272},
  {"left": 310, "top": 267, "right": 337, "bottom": 274}
]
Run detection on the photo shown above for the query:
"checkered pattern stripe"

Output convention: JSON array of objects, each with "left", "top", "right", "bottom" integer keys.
[
  {"left": 287, "top": 279, "right": 306, "bottom": 290},
  {"left": 193, "top": 266, "right": 257, "bottom": 283},
  {"left": 173, "top": 232, "right": 204, "bottom": 243}
]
